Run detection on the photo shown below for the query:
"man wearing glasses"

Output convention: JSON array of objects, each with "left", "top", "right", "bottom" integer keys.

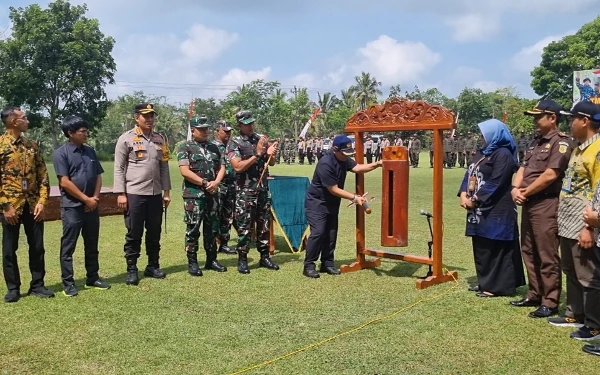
[
  {"left": 53, "top": 115, "right": 110, "bottom": 297},
  {"left": 0, "top": 106, "right": 53, "bottom": 302},
  {"left": 114, "top": 103, "right": 172, "bottom": 286}
]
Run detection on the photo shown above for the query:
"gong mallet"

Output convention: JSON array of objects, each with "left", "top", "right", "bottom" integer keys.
[
  {"left": 418, "top": 209, "right": 434, "bottom": 278},
  {"left": 347, "top": 192, "right": 375, "bottom": 214},
  {"left": 257, "top": 139, "right": 278, "bottom": 188}
]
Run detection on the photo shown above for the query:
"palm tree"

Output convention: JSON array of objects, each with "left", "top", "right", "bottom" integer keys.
[
  {"left": 341, "top": 88, "right": 357, "bottom": 110},
  {"left": 314, "top": 92, "right": 336, "bottom": 136},
  {"left": 350, "top": 72, "right": 382, "bottom": 110}
]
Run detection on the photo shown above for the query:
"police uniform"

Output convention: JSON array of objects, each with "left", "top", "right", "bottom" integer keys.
[
  {"left": 306, "top": 138, "right": 314, "bottom": 165},
  {"left": 316, "top": 137, "right": 324, "bottom": 160},
  {"left": 364, "top": 138, "right": 374, "bottom": 164},
  {"left": 510, "top": 100, "right": 572, "bottom": 317},
  {"left": 212, "top": 120, "right": 237, "bottom": 255},
  {"left": 226, "top": 110, "right": 279, "bottom": 274},
  {"left": 177, "top": 117, "right": 227, "bottom": 276},
  {"left": 113, "top": 103, "right": 171, "bottom": 285}
]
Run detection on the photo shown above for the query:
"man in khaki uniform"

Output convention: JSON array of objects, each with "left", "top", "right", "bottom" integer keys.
[
  {"left": 510, "top": 100, "right": 572, "bottom": 318},
  {"left": 114, "top": 103, "right": 172, "bottom": 286},
  {"left": 443, "top": 132, "right": 453, "bottom": 168}
]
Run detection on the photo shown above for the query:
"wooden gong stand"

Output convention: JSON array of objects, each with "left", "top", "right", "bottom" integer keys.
[{"left": 340, "top": 98, "right": 458, "bottom": 289}]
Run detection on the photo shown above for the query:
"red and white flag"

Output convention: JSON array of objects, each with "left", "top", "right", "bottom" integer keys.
[{"left": 299, "top": 107, "right": 321, "bottom": 139}]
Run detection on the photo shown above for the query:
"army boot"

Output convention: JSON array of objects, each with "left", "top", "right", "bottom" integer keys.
[
  {"left": 259, "top": 252, "right": 280, "bottom": 270},
  {"left": 187, "top": 253, "right": 203, "bottom": 277},
  {"left": 218, "top": 243, "right": 237, "bottom": 255},
  {"left": 237, "top": 252, "right": 250, "bottom": 274},
  {"left": 144, "top": 255, "right": 166, "bottom": 279},
  {"left": 125, "top": 258, "right": 139, "bottom": 286}
]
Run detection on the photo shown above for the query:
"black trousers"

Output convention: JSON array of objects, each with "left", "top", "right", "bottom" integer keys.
[
  {"left": 123, "top": 194, "right": 163, "bottom": 263},
  {"left": 2, "top": 202, "right": 46, "bottom": 291},
  {"left": 304, "top": 208, "right": 338, "bottom": 269},
  {"left": 60, "top": 206, "right": 100, "bottom": 287},
  {"left": 472, "top": 235, "right": 525, "bottom": 296}
]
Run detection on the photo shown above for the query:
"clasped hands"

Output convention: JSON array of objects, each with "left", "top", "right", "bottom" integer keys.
[
  {"left": 511, "top": 187, "right": 528, "bottom": 206},
  {"left": 256, "top": 137, "right": 278, "bottom": 158}
]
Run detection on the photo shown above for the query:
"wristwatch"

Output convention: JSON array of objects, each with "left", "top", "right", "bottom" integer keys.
[
  {"left": 1, "top": 202, "right": 9, "bottom": 210},
  {"left": 201, "top": 179, "right": 208, "bottom": 187}
]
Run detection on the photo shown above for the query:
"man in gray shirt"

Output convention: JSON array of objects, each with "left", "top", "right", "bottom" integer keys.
[{"left": 114, "top": 103, "right": 172, "bottom": 286}]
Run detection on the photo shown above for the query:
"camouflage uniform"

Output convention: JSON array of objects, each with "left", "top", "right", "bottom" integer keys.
[
  {"left": 443, "top": 135, "right": 453, "bottom": 168},
  {"left": 456, "top": 136, "right": 466, "bottom": 168},
  {"left": 227, "top": 110, "right": 280, "bottom": 274},
  {"left": 177, "top": 117, "right": 227, "bottom": 276},
  {"left": 464, "top": 134, "right": 477, "bottom": 166},
  {"left": 409, "top": 136, "right": 421, "bottom": 167},
  {"left": 212, "top": 138, "right": 237, "bottom": 253}
]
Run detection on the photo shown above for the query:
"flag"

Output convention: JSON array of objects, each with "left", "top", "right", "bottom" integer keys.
[
  {"left": 299, "top": 107, "right": 321, "bottom": 139},
  {"left": 187, "top": 98, "right": 194, "bottom": 141}
]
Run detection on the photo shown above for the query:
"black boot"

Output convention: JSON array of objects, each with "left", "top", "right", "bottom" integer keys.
[
  {"left": 218, "top": 243, "right": 237, "bottom": 255},
  {"left": 205, "top": 259, "right": 227, "bottom": 272},
  {"left": 144, "top": 256, "right": 166, "bottom": 279},
  {"left": 125, "top": 258, "right": 139, "bottom": 286},
  {"left": 259, "top": 252, "right": 280, "bottom": 270},
  {"left": 238, "top": 252, "right": 250, "bottom": 274},
  {"left": 187, "top": 253, "right": 203, "bottom": 277}
]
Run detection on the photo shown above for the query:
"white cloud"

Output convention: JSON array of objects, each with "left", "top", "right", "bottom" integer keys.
[
  {"left": 445, "top": 13, "right": 501, "bottom": 42},
  {"left": 510, "top": 32, "right": 573, "bottom": 72},
  {"left": 473, "top": 81, "right": 503, "bottom": 92},
  {"left": 179, "top": 24, "right": 238, "bottom": 64},
  {"left": 354, "top": 35, "right": 441, "bottom": 83},
  {"left": 218, "top": 67, "right": 272, "bottom": 87}
]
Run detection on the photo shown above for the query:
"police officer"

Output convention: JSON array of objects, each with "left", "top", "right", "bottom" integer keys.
[
  {"left": 212, "top": 120, "right": 237, "bottom": 255},
  {"left": 306, "top": 137, "right": 314, "bottom": 165},
  {"left": 114, "top": 103, "right": 172, "bottom": 286},
  {"left": 303, "top": 135, "right": 382, "bottom": 278},
  {"left": 178, "top": 116, "right": 227, "bottom": 276},
  {"left": 53, "top": 115, "right": 110, "bottom": 297},
  {"left": 0, "top": 107, "right": 54, "bottom": 302},
  {"left": 316, "top": 137, "right": 323, "bottom": 160},
  {"left": 364, "top": 136, "right": 374, "bottom": 164},
  {"left": 410, "top": 134, "right": 421, "bottom": 168},
  {"left": 227, "top": 110, "right": 279, "bottom": 274},
  {"left": 510, "top": 100, "right": 572, "bottom": 318}
]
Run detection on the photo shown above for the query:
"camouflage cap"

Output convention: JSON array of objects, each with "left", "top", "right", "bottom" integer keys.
[
  {"left": 236, "top": 110, "right": 255, "bottom": 125},
  {"left": 216, "top": 120, "right": 232, "bottom": 131},
  {"left": 190, "top": 115, "right": 211, "bottom": 128}
]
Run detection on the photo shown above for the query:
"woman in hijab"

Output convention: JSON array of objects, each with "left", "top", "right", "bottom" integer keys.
[{"left": 458, "top": 119, "right": 526, "bottom": 297}]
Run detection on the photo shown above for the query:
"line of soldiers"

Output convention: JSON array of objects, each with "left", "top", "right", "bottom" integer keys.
[{"left": 277, "top": 137, "right": 329, "bottom": 165}]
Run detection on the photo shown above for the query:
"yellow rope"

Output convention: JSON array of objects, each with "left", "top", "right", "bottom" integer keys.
[{"left": 228, "top": 269, "right": 460, "bottom": 375}]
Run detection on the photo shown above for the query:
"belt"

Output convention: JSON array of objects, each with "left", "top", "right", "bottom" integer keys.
[{"left": 527, "top": 192, "right": 559, "bottom": 202}]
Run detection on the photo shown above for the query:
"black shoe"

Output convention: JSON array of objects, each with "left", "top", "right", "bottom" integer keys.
[
  {"left": 27, "top": 286, "right": 55, "bottom": 298},
  {"left": 570, "top": 326, "right": 600, "bottom": 341},
  {"left": 205, "top": 260, "right": 227, "bottom": 272},
  {"left": 144, "top": 266, "right": 166, "bottom": 279},
  {"left": 125, "top": 269, "right": 139, "bottom": 285},
  {"left": 259, "top": 256, "right": 280, "bottom": 270},
  {"left": 4, "top": 290, "right": 20, "bottom": 303},
  {"left": 85, "top": 279, "right": 111, "bottom": 290},
  {"left": 218, "top": 244, "right": 237, "bottom": 255},
  {"left": 547, "top": 316, "right": 584, "bottom": 328},
  {"left": 528, "top": 305, "right": 558, "bottom": 318},
  {"left": 63, "top": 285, "right": 78, "bottom": 297},
  {"left": 320, "top": 265, "right": 341, "bottom": 275},
  {"left": 468, "top": 285, "right": 480, "bottom": 292},
  {"left": 238, "top": 253, "right": 250, "bottom": 274},
  {"left": 188, "top": 262, "right": 203, "bottom": 277},
  {"left": 303, "top": 269, "right": 320, "bottom": 278},
  {"left": 583, "top": 345, "right": 600, "bottom": 356},
  {"left": 510, "top": 298, "right": 540, "bottom": 307}
]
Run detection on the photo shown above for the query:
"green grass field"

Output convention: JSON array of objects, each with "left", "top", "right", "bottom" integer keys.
[{"left": 0, "top": 154, "right": 592, "bottom": 374}]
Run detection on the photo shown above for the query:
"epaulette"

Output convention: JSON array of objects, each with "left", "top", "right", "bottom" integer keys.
[{"left": 558, "top": 132, "right": 569, "bottom": 138}]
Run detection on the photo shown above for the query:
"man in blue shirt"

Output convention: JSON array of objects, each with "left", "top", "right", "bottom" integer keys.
[
  {"left": 303, "top": 135, "right": 382, "bottom": 278},
  {"left": 53, "top": 115, "right": 110, "bottom": 297}
]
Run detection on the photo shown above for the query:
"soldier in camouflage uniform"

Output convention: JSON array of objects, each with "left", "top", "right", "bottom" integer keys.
[
  {"left": 177, "top": 116, "right": 227, "bottom": 276},
  {"left": 443, "top": 132, "right": 453, "bottom": 168},
  {"left": 409, "top": 134, "right": 421, "bottom": 167},
  {"left": 428, "top": 132, "right": 434, "bottom": 168},
  {"left": 212, "top": 120, "right": 238, "bottom": 255},
  {"left": 456, "top": 134, "right": 466, "bottom": 168},
  {"left": 517, "top": 131, "right": 529, "bottom": 163},
  {"left": 227, "top": 110, "right": 280, "bottom": 274},
  {"left": 464, "top": 131, "right": 477, "bottom": 166}
]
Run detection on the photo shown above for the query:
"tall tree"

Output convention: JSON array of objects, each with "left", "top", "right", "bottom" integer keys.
[
  {"left": 530, "top": 16, "right": 600, "bottom": 109},
  {"left": 0, "top": 0, "right": 116, "bottom": 149},
  {"left": 388, "top": 84, "right": 403, "bottom": 99},
  {"left": 350, "top": 72, "right": 382, "bottom": 110}
]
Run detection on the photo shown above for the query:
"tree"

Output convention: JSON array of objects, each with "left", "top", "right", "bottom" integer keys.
[
  {"left": 350, "top": 72, "right": 382, "bottom": 110},
  {"left": 0, "top": 0, "right": 116, "bottom": 149},
  {"left": 388, "top": 84, "right": 403, "bottom": 99},
  {"left": 531, "top": 17, "right": 600, "bottom": 109}
]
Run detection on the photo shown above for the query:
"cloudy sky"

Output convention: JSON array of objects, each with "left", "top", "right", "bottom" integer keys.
[{"left": 1, "top": 0, "right": 599, "bottom": 102}]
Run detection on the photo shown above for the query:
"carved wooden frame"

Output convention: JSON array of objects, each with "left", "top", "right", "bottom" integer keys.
[{"left": 341, "top": 98, "right": 459, "bottom": 289}]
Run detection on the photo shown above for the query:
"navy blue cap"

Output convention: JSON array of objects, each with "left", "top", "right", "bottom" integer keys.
[
  {"left": 561, "top": 101, "right": 600, "bottom": 121},
  {"left": 332, "top": 135, "right": 355, "bottom": 156}
]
